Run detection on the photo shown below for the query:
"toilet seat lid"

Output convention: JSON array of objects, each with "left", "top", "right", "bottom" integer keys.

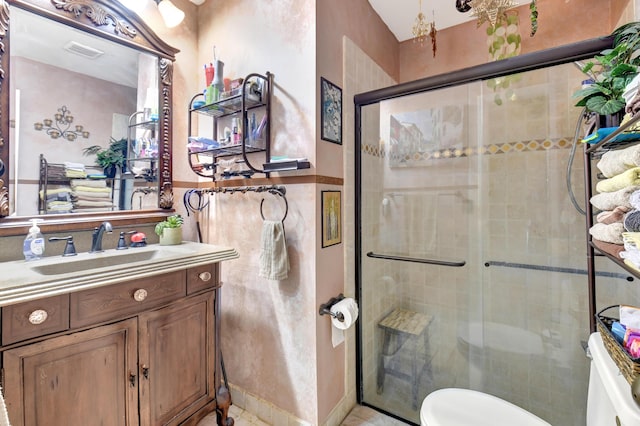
[{"left": 421, "top": 388, "right": 551, "bottom": 426}]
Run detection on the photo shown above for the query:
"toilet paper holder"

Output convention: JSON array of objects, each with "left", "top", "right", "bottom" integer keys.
[{"left": 319, "top": 293, "right": 345, "bottom": 322}]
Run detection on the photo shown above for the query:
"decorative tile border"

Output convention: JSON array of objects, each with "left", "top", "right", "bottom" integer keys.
[{"left": 363, "top": 137, "right": 573, "bottom": 164}]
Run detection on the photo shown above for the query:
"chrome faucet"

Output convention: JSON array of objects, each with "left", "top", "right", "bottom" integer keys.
[{"left": 90, "top": 221, "right": 113, "bottom": 253}]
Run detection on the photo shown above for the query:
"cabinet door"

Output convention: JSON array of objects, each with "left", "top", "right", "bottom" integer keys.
[
  {"left": 3, "top": 318, "right": 138, "bottom": 426},
  {"left": 138, "top": 291, "right": 214, "bottom": 426}
]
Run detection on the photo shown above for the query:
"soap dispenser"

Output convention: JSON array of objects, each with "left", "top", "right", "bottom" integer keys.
[{"left": 23, "top": 219, "right": 45, "bottom": 261}]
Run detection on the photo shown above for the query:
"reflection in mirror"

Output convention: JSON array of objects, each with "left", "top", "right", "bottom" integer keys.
[{"left": 10, "top": 6, "right": 160, "bottom": 216}]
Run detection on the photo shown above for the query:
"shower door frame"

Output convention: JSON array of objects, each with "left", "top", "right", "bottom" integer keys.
[{"left": 353, "top": 36, "right": 612, "bottom": 418}]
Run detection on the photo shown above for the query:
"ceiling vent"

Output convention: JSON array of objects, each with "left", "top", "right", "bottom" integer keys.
[{"left": 64, "top": 41, "right": 104, "bottom": 59}]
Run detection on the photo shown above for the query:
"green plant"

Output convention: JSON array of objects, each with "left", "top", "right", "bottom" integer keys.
[
  {"left": 573, "top": 22, "right": 640, "bottom": 115},
  {"left": 83, "top": 137, "right": 128, "bottom": 169},
  {"left": 486, "top": 12, "right": 522, "bottom": 106},
  {"left": 155, "top": 214, "right": 184, "bottom": 236}
]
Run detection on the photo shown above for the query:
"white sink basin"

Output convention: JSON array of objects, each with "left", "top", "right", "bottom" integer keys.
[
  {"left": 31, "top": 250, "right": 160, "bottom": 276},
  {"left": 0, "top": 242, "right": 239, "bottom": 307}
]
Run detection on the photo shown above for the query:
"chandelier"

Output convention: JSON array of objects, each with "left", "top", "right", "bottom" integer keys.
[
  {"left": 34, "top": 106, "right": 90, "bottom": 141},
  {"left": 412, "top": 0, "right": 429, "bottom": 44},
  {"left": 411, "top": 0, "right": 437, "bottom": 56}
]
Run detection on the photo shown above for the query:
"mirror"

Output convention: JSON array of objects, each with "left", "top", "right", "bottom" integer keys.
[{"left": 0, "top": 0, "right": 179, "bottom": 231}]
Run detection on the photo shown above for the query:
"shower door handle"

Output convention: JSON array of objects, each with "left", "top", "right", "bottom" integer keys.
[{"left": 366, "top": 252, "right": 466, "bottom": 267}]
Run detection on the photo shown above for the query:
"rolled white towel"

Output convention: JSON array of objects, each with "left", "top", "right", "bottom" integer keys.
[
  {"left": 597, "top": 144, "right": 640, "bottom": 177},
  {"left": 590, "top": 186, "right": 639, "bottom": 211},
  {"left": 631, "top": 190, "right": 640, "bottom": 210},
  {"left": 589, "top": 222, "right": 625, "bottom": 245}
]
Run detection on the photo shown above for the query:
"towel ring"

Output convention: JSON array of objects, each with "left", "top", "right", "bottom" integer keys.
[{"left": 260, "top": 193, "right": 288, "bottom": 223}]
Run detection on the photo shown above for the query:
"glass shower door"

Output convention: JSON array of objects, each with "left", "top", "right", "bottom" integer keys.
[
  {"left": 358, "top": 82, "right": 481, "bottom": 423},
  {"left": 356, "top": 60, "right": 614, "bottom": 426}
]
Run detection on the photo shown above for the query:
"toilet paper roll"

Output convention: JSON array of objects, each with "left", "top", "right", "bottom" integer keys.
[{"left": 331, "top": 297, "right": 359, "bottom": 347}]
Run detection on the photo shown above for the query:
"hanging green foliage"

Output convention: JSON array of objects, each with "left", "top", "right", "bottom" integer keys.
[{"left": 486, "top": 12, "right": 522, "bottom": 105}]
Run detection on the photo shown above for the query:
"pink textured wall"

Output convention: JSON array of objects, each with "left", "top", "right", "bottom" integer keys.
[
  {"left": 135, "top": 0, "right": 635, "bottom": 424},
  {"left": 400, "top": 0, "right": 630, "bottom": 82},
  {"left": 316, "top": 1, "right": 399, "bottom": 422},
  {"left": 316, "top": 0, "right": 399, "bottom": 179},
  {"left": 195, "top": 1, "right": 320, "bottom": 423}
]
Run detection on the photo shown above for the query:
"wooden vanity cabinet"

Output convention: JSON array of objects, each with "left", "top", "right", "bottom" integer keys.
[
  {"left": 3, "top": 317, "right": 139, "bottom": 426},
  {"left": 1, "top": 263, "right": 222, "bottom": 426}
]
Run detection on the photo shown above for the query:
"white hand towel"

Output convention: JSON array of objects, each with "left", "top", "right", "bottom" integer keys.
[{"left": 259, "top": 220, "right": 289, "bottom": 280}]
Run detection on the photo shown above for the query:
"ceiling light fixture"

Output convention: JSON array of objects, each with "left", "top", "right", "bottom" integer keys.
[
  {"left": 118, "top": 0, "right": 148, "bottom": 14},
  {"left": 154, "top": 0, "right": 185, "bottom": 28},
  {"left": 412, "top": 0, "right": 429, "bottom": 45},
  {"left": 411, "top": 0, "right": 437, "bottom": 57}
]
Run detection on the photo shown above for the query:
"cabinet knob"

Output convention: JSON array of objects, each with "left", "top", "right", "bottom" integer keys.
[
  {"left": 198, "top": 271, "right": 212, "bottom": 282},
  {"left": 28, "top": 309, "right": 48, "bottom": 325},
  {"left": 133, "top": 289, "right": 148, "bottom": 302}
]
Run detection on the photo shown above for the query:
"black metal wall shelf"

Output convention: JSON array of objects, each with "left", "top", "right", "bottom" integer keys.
[
  {"left": 584, "top": 110, "right": 640, "bottom": 332},
  {"left": 187, "top": 72, "right": 310, "bottom": 180}
]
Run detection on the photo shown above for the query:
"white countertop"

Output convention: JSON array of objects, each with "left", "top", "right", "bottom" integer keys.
[{"left": 0, "top": 242, "right": 239, "bottom": 307}]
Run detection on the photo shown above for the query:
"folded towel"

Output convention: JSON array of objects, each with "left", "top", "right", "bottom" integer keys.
[
  {"left": 65, "top": 169, "right": 87, "bottom": 178},
  {"left": 70, "top": 179, "right": 107, "bottom": 188},
  {"left": 624, "top": 258, "right": 640, "bottom": 273},
  {"left": 590, "top": 186, "right": 639, "bottom": 211},
  {"left": 72, "top": 190, "right": 111, "bottom": 199},
  {"left": 625, "top": 210, "right": 640, "bottom": 231},
  {"left": 73, "top": 200, "right": 114, "bottom": 207},
  {"left": 597, "top": 144, "right": 640, "bottom": 177},
  {"left": 46, "top": 202, "right": 74, "bottom": 212},
  {"left": 258, "top": 220, "right": 289, "bottom": 280},
  {"left": 72, "top": 185, "right": 111, "bottom": 193},
  {"left": 596, "top": 167, "right": 640, "bottom": 193},
  {"left": 64, "top": 161, "right": 86, "bottom": 170},
  {"left": 631, "top": 190, "right": 640, "bottom": 210},
  {"left": 621, "top": 241, "right": 640, "bottom": 268},
  {"left": 592, "top": 238, "right": 625, "bottom": 259},
  {"left": 597, "top": 206, "right": 630, "bottom": 224},
  {"left": 582, "top": 127, "right": 640, "bottom": 145},
  {"left": 589, "top": 222, "right": 625, "bottom": 244},
  {"left": 73, "top": 194, "right": 114, "bottom": 202},
  {"left": 623, "top": 232, "right": 640, "bottom": 249},
  {"left": 39, "top": 186, "right": 72, "bottom": 200}
]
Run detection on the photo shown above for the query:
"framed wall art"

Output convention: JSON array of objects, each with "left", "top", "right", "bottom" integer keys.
[
  {"left": 320, "top": 77, "right": 342, "bottom": 144},
  {"left": 321, "top": 190, "right": 342, "bottom": 247}
]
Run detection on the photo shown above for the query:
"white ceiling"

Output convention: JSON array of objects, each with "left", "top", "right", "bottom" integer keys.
[
  {"left": 12, "top": 0, "right": 533, "bottom": 83},
  {"left": 12, "top": 7, "right": 143, "bottom": 88},
  {"left": 368, "top": 0, "right": 529, "bottom": 42}
]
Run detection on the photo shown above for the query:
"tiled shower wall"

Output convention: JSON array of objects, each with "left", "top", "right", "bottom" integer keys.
[
  {"left": 358, "top": 59, "right": 640, "bottom": 426},
  {"left": 340, "top": 37, "right": 396, "bottom": 424}
]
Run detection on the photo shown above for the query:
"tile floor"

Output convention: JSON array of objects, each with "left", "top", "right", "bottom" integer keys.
[
  {"left": 339, "top": 406, "right": 408, "bottom": 426},
  {"left": 197, "top": 405, "right": 269, "bottom": 426},
  {"left": 197, "top": 404, "right": 406, "bottom": 426}
]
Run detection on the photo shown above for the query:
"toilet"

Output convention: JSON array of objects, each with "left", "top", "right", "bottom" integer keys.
[
  {"left": 420, "top": 332, "right": 640, "bottom": 425},
  {"left": 420, "top": 388, "right": 550, "bottom": 426}
]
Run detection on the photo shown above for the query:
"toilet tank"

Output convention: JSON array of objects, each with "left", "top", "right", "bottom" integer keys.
[{"left": 587, "top": 333, "right": 640, "bottom": 425}]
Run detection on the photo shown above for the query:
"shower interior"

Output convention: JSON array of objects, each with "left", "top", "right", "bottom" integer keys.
[{"left": 355, "top": 42, "right": 640, "bottom": 426}]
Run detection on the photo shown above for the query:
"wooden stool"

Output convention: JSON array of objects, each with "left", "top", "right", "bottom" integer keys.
[{"left": 376, "top": 308, "right": 433, "bottom": 410}]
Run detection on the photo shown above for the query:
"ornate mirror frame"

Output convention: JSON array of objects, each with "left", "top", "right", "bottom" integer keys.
[{"left": 0, "top": 0, "right": 179, "bottom": 235}]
